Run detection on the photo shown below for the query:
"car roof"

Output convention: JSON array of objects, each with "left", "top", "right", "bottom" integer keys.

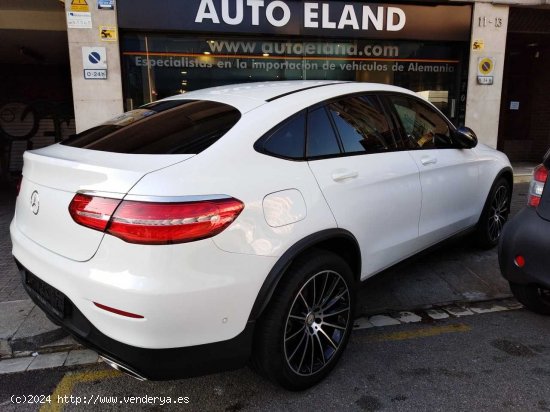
[{"left": 162, "top": 81, "right": 416, "bottom": 113}]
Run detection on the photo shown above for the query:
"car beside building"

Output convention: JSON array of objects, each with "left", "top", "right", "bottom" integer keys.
[{"left": 11, "top": 81, "right": 512, "bottom": 389}]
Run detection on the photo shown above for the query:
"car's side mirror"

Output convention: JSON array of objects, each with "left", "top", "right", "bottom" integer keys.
[{"left": 454, "top": 127, "right": 478, "bottom": 149}]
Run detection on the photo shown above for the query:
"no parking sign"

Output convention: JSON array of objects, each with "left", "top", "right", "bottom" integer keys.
[
  {"left": 82, "top": 47, "right": 108, "bottom": 79},
  {"left": 477, "top": 56, "right": 495, "bottom": 85}
]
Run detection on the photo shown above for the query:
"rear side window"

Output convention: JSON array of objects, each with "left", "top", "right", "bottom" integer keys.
[
  {"left": 260, "top": 112, "right": 306, "bottom": 159},
  {"left": 61, "top": 100, "right": 241, "bottom": 154},
  {"left": 388, "top": 95, "right": 452, "bottom": 149},
  {"left": 327, "top": 96, "right": 395, "bottom": 154},
  {"left": 307, "top": 107, "right": 341, "bottom": 158}
]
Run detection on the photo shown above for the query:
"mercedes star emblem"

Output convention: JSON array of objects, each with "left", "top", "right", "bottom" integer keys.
[{"left": 30, "top": 190, "right": 39, "bottom": 215}]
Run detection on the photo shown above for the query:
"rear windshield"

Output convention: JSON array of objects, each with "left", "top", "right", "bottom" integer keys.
[{"left": 61, "top": 100, "right": 241, "bottom": 154}]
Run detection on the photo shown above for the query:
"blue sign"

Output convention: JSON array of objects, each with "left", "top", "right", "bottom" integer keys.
[
  {"left": 88, "top": 51, "right": 101, "bottom": 64},
  {"left": 98, "top": 0, "right": 114, "bottom": 10}
]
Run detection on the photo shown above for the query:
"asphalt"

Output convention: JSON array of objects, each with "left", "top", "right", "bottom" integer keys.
[{"left": 0, "top": 164, "right": 537, "bottom": 361}]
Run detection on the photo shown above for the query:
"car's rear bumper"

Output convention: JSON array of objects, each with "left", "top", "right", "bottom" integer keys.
[
  {"left": 17, "top": 262, "right": 254, "bottom": 380},
  {"left": 499, "top": 206, "right": 550, "bottom": 289},
  {"left": 10, "top": 213, "right": 278, "bottom": 379}
]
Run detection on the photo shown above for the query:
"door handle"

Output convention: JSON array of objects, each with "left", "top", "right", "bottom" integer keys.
[
  {"left": 331, "top": 170, "right": 358, "bottom": 182},
  {"left": 420, "top": 156, "right": 438, "bottom": 166}
]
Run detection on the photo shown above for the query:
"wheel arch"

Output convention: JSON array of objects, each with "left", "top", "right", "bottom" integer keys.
[
  {"left": 478, "top": 166, "right": 513, "bottom": 218},
  {"left": 496, "top": 166, "right": 513, "bottom": 194},
  {"left": 248, "top": 228, "right": 361, "bottom": 321},
  {"left": 489, "top": 166, "right": 514, "bottom": 214}
]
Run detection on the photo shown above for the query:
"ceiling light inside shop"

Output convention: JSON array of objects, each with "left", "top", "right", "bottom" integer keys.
[
  {"left": 181, "top": 71, "right": 187, "bottom": 74},
  {"left": 204, "top": 51, "right": 211, "bottom": 55},
  {"left": 262, "top": 53, "right": 270, "bottom": 57}
]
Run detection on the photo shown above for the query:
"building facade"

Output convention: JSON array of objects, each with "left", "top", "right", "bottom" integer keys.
[{"left": 1, "top": 0, "right": 549, "bottom": 184}]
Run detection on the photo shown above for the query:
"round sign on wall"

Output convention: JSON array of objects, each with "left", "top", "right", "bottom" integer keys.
[{"left": 478, "top": 57, "right": 495, "bottom": 76}]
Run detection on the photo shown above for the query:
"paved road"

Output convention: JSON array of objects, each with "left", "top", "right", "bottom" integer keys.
[{"left": 2, "top": 307, "right": 550, "bottom": 411}]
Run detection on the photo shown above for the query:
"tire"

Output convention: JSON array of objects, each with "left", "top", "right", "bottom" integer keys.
[
  {"left": 510, "top": 282, "right": 550, "bottom": 315},
  {"left": 475, "top": 177, "right": 511, "bottom": 249},
  {"left": 252, "top": 250, "right": 356, "bottom": 390}
]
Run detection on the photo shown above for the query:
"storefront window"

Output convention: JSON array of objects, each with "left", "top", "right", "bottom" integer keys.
[{"left": 121, "top": 33, "right": 468, "bottom": 124}]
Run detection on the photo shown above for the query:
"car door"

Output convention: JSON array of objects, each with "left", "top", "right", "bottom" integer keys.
[
  {"left": 306, "top": 95, "right": 422, "bottom": 278},
  {"left": 384, "top": 94, "right": 480, "bottom": 246}
]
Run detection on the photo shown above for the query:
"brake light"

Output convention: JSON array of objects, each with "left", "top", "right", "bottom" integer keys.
[
  {"left": 69, "top": 195, "right": 244, "bottom": 245},
  {"left": 514, "top": 255, "right": 526, "bottom": 268},
  {"left": 528, "top": 164, "right": 548, "bottom": 207},
  {"left": 69, "top": 194, "right": 121, "bottom": 231}
]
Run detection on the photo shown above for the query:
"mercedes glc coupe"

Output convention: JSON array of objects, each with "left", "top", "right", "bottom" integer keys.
[{"left": 11, "top": 81, "right": 512, "bottom": 390}]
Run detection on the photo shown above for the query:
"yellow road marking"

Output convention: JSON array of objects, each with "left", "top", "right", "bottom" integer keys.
[
  {"left": 360, "top": 323, "right": 471, "bottom": 343},
  {"left": 41, "top": 369, "right": 121, "bottom": 412}
]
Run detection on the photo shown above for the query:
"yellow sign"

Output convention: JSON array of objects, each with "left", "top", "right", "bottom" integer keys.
[
  {"left": 100, "top": 26, "right": 118, "bottom": 42},
  {"left": 472, "top": 39, "right": 484, "bottom": 51},
  {"left": 478, "top": 57, "right": 495, "bottom": 76},
  {"left": 70, "top": 0, "right": 89, "bottom": 12}
]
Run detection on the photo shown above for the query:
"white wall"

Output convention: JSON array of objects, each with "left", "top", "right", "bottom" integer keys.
[{"left": 465, "top": 3, "right": 509, "bottom": 148}]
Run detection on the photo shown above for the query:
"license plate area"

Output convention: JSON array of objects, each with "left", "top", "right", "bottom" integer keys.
[{"left": 24, "top": 270, "right": 66, "bottom": 318}]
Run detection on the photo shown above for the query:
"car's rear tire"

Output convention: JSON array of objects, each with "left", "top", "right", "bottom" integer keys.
[
  {"left": 475, "top": 177, "right": 511, "bottom": 249},
  {"left": 510, "top": 282, "right": 550, "bottom": 315},
  {"left": 252, "top": 250, "right": 356, "bottom": 390}
]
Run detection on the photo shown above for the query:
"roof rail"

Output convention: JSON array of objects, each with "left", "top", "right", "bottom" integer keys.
[{"left": 266, "top": 82, "right": 349, "bottom": 102}]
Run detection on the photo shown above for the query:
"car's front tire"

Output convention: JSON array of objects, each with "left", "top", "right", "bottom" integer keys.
[
  {"left": 476, "top": 176, "right": 511, "bottom": 249},
  {"left": 252, "top": 250, "right": 356, "bottom": 390},
  {"left": 510, "top": 282, "right": 550, "bottom": 315}
]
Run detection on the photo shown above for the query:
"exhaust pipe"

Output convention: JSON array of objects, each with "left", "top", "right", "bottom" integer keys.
[{"left": 100, "top": 356, "right": 147, "bottom": 381}]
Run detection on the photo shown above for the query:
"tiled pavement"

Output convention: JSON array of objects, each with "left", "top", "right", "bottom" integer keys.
[{"left": 0, "top": 189, "right": 26, "bottom": 303}]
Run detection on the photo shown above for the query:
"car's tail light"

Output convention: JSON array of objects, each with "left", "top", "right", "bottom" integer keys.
[
  {"left": 69, "top": 194, "right": 121, "bottom": 231},
  {"left": 514, "top": 255, "right": 526, "bottom": 268},
  {"left": 69, "top": 195, "right": 244, "bottom": 245},
  {"left": 528, "top": 164, "right": 548, "bottom": 207}
]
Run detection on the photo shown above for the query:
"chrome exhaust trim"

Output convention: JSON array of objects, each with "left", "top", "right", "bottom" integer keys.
[{"left": 100, "top": 356, "right": 147, "bottom": 381}]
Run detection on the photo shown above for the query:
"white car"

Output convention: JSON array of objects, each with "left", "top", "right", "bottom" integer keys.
[{"left": 11, "top": 81, "right": 512, "bottom": 390}]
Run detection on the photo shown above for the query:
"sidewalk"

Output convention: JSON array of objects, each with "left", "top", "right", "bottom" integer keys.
[{"left": 0, "top": 166, "right": 536, "bottom": 361}]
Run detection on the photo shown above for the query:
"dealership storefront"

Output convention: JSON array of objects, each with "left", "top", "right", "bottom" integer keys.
[{"left": 117, "top": 0, "right": 472, "bottom": 126}]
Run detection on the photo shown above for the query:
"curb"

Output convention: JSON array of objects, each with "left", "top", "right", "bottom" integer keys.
[
  {"left": 513, "top": 174, "right": 532, "bottom": 184},
  {"left": 354, "top": 297, "right": 523, "bottom": 330},
  {"left": 0, "top": 300, "right": 70, "bottom": 359},
  {"left": 0, "top": 349, "right": 101, "bottom": 375},
  {"left": 10, "top": 328, "right": 68, "bottom": 353}
]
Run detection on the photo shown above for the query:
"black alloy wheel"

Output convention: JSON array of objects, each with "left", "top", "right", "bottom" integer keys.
[
  {"left": 487, "top": 184, "right": 509, "bottom": 243},
  {"left": 252, "top": 250, "right": 356, "bottom": 390},
  {"left": 283, "top": 270, "right": 351, "bottom": 376},
  {"left": 476, "top": 177, "right": 511, "bottom": 249}
]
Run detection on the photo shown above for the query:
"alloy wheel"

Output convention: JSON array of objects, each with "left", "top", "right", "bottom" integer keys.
[
  {"left": 283, "top": 270, "right": 351, "bottom": 376},
  {"left": 488, "top": 185, "right": 509, "bottom": 242}
]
